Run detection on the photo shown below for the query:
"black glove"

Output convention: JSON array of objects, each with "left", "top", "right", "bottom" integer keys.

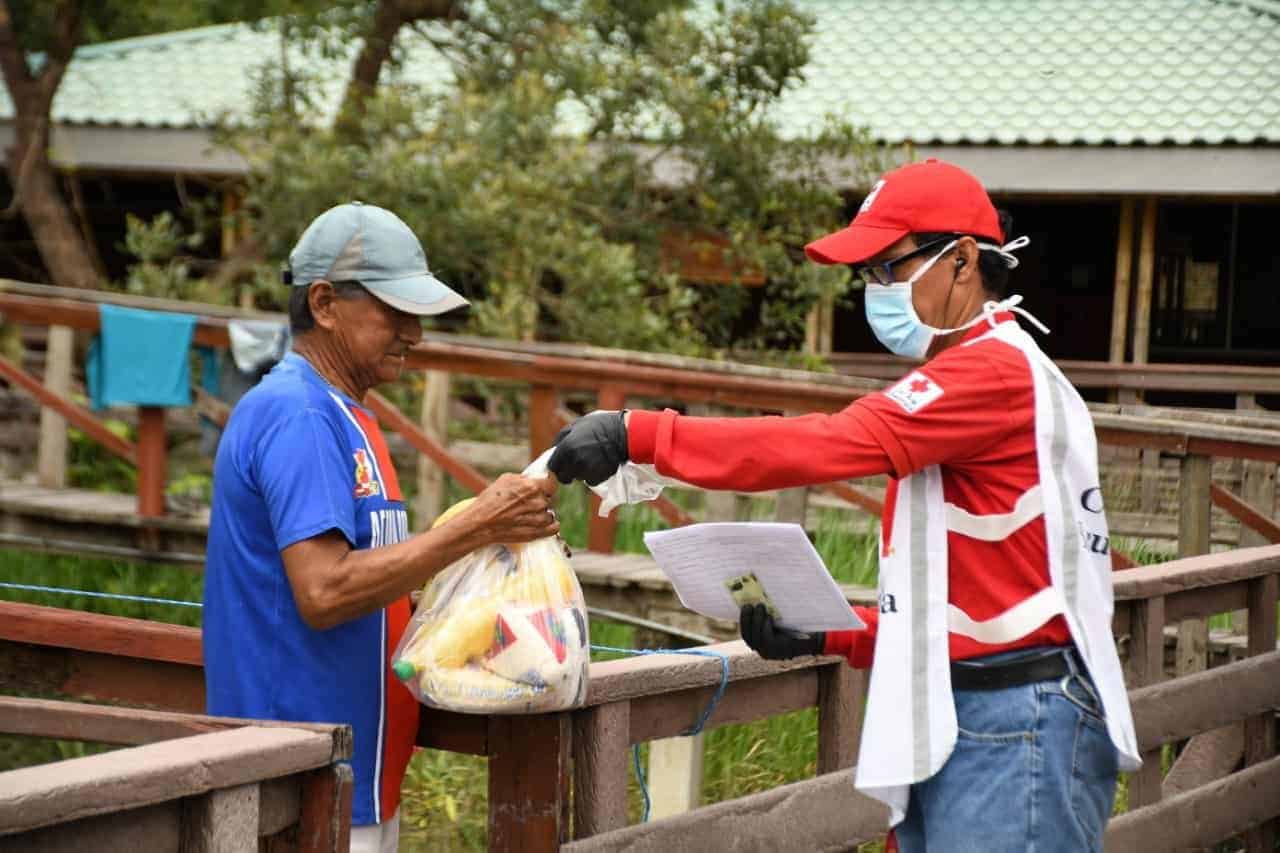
[
  {"left": 546, "top": 411, "right": 628, "bottom": 486},
  {"left": 740, "top": 603, "right": 825, "bottom": 660}
]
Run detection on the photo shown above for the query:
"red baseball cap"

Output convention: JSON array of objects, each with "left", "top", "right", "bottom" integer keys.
[{"left": 805, "top": 159, "right": 1003, "bottom": 266}]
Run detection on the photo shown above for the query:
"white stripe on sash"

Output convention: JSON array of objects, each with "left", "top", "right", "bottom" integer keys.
[
  {"left": 947, "top": 585, "right": 1066, "bottom": 645},
  {"left": 945, "top": 485, "right": 1043, "bottom": 541}
]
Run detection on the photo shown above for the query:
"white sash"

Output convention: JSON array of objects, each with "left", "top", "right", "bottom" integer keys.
[{"left": 853, "top": 321, "right": 1141, "bottom": 826}]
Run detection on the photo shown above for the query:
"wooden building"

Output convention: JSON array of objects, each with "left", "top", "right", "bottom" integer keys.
[{"left": 1, "top": 1, "right": 1278, "bottom": 392}]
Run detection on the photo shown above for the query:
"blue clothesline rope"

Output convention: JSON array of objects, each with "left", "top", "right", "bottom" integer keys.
[
  {"left": 1, "top": 581, "right": 730, "bottom": 824},
  {"left": 0, "top": 581, "right": 202, "bottom": 608}
]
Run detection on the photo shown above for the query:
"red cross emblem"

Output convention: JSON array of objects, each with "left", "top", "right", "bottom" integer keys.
[{"left": 909, "top": 378, "right": 931, "bottom": 394}]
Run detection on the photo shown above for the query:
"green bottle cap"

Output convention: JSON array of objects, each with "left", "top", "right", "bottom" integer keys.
[{"left": 392, "top": 660, "right": 415, "bottom": 681}]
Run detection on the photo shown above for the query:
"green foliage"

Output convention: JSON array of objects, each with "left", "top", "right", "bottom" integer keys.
[
  {"left": 216, "top": 0, "right": 892, "bottom": 354},
  {"left": 66, "top": 420, "right": 136, "bottom": 493}
]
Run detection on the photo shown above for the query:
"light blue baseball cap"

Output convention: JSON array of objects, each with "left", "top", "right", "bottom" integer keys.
[{"left": 286, "top": 202, "right": 468, "bottom": 315}]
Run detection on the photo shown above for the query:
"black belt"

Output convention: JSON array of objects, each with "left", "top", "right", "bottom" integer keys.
[{"left": 950, "top": 647, "right": 1076, "bottom": 691}]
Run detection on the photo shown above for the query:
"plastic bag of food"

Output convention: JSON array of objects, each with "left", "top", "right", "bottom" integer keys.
[{"left": 391, "top": 461, "right": 589, "bottom": 714}]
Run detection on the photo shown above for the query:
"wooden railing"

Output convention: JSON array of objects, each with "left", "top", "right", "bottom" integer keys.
[
  {"left": 2, "top": 282, "right": 1278, "bottom": 561},
  {"left": 2, "top": 544, "right": 1279, "bottom": 851},
  {"left": 827, "top": 351, "right": 1280, "bottom": 411},
  {"left": 0, "top": 695, "right": 353, "bottom": 851}
]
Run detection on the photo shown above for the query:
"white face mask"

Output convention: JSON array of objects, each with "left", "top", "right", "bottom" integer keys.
[{"left": 862, "top": 236, "right": 1043, "bottom": 358}]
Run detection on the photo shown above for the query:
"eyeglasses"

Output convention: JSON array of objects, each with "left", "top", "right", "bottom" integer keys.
[{"left": 850, "top": 236, "right": 957, "bottom": 287}]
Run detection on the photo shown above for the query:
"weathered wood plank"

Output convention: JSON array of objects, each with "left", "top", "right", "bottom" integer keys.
[
  {"left": 0, "top": 600, "right": 201, "bottom": 665},
  {"left": 36, "top": 325, "right": 73, "bottom": 490},
  {"left": 648, "top": 733, "right": 704, "bottom": 820},
  {"left": 1162, "top": 725, "right": 1243, "bottom": 798},
  {"left": 257, "top": 776, "right": 302, "bottom": 838},
  {"left": 1105, "top": 754, "right": 1280, "bottom": 852},
  {"left": 572, "top": 702, "right": 630, "bottom": 839},
  {"left": 487, "top": 713, "right": 570, "bottom": 853},
  {"left": 1175, "top": 454, "right": 1212, "bottom": 680},
  {"left": 628, "top": 668, "right": 817, "bottom": 744},
  {"left": 816, "top": 660, "right": 862, "bottom": 775},
  {"left": 0, "top": 639, "right": 206, "bottom": 712},
  {"left": 1130, "top": 651, "right": 1280, "bottom": 751},
  {"left": 1126, "top": 595, "right": 1166, "bottom": 809},
  {"left": 416, "top": 706, "right": 488, "bottom": 756},
  {"left": 296, "top": 764, "right": 353, "bottom": 853},
  {"left": 585, "top": 641, "right": 830, "bottom": 706},
  {"left": 1112, "top": 545, "right": 1280, "bottom": 602},
  {"left": 0, "top": 727, "right": 337, "bottom": 835},
  {"left": 560, "top": 767, "right": 888, "bottom": 853},
  {"left": 1244, "top": 573, "right": 1279, "bottom": 853},
  {"left": 180, "top": 782, "right": 259, "bottom": 853},
  {"left": 0, "top": 697, "right": 352, "bottom": 759},
  {"left": 0, "top": 801, "right": 179, "bottom": 852}
]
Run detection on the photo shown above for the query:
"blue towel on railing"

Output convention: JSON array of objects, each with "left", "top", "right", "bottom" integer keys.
[{"left": 86, "top": 304, "right": 198, "bottom": 410}]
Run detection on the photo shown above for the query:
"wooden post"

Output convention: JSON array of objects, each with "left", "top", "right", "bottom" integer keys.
[
  {"left": 1140, "top": 448, "right": 1163, "bottom": 515},
  {"left": 586, "top": 387, "right": 627, "bottom": 554},
  {"left": 488, "top": 713, "right": 570, "bottom": 852},
  {"left": 36, "top": 324, "right": 74, "bottom": 489},
  {"left": 1131, "top": 198, "right": 1158, "bottom": 366},
  {"left": 1235, "top": 392, "right": 1274, "bottom": 633},
  {"left": 136, "top": 406, "right": 167, "bottom": 518},
  {"left": 804, "top": 291, "right": 835, "bottom": 357},
  {"left": 1175, "top": 454, "right": 1211, "bottom": 679},
  {"left": 529, "top": 384, "right": 559, "bottom": 462},
  {"left": 572, "top": 702, "right": 630, "bottom": 839},
  {"left": 1243, "top": 572, "right": 1278, "bottom": 853},
  {"left": 413, "top": 370, "right": 450, "bottom": 531},
  {"left": 816, "top": 662, "right": 864, "bottom": 775},
  {"left": 181, "top": 782, "right": 259, "bottom": 853},
  {"left": 297, "top": 764, "right": 353, "bottom": 853},
  {"left": 774, "top": 486, "right": 809, "bottom": 527},
  {"left": 1108, "top": 200, "right": 1135, "bottom": 366},
  {"left": 1127, "top": 595, "right": 1166, "bottom": 808},
  {"left": 649, "top": 732, "right": 705, "bottom": 819}
]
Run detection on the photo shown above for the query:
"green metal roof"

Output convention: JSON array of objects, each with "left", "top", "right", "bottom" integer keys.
[{"left": 2, "top": 0, "right": 1278, "bottom": 145}]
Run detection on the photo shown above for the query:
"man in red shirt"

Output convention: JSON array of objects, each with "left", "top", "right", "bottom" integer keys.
[{"left": 548, "top": 160, "right": 1137, "bottom": 852}]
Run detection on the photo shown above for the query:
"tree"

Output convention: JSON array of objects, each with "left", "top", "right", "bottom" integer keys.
[
  {"left": 230, "top": 0, "right": 892, "bottom": 354},
  {"left": 0, "top": 1, "right": 97, "bottom": 287}
]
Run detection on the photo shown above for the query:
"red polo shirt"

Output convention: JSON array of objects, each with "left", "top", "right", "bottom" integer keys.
[{"left": 627, "top": 316, "right": 1071, "bottom": 666}]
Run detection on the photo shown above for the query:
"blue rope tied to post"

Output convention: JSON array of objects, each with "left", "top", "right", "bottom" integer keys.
[
  {"left": 0, "top": 583, "right": 731, "bottom": 824},
  {"left": 590, "top": 643, "right": 731, "bottom": 822}
]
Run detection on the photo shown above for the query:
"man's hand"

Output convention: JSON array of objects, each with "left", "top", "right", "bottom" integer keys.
[
  {"left": 464, "top": 473, "right": 559, "bottom": 545},
  {"left": 740, "top": 603, "right": 824, "bottom": 660},
  {"left": 547, "top": 411, "right": 628, "bottom": 486}
]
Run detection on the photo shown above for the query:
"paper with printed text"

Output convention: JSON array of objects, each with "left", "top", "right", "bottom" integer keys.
[{"left": 643, "top": 522, "right": 864, "bottom": 633}]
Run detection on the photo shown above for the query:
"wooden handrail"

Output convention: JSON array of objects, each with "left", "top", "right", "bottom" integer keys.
[
  {"left": 1112, "top": 544, "right": 1280, "bottom": 601},
  {"left": 0, "top": 354, "right": 138, "bottom": 464},
  {"left": 1210, "top": 484, "right": 1280, "bottom": 544},
  {"left": 0, "top": 725, "right": 342, "bottom": 836}
]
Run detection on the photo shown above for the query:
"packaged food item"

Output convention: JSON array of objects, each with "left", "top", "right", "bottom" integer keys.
[{"left": 391, "top": 495, "right": 589, "bottom": 714}]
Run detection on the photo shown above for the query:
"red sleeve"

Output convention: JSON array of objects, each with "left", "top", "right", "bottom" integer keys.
[
  {"left": 850, "top": 340, "right": 1025, "bottom": 479},
  {"left": 626, "top": 405, "right": 895, "bottom": 491},
  {"left": 823, "top": 606, "right": 878, "bottom": 669}
]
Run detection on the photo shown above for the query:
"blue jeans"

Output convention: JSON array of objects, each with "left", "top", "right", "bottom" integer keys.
[{"left": 894, "top": 648, "right": 1119, "bottom": 853}]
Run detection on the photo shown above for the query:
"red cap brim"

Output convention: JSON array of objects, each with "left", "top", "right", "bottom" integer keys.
[{"left": 804, "top": 222, "right": 908, "bottom": 265}]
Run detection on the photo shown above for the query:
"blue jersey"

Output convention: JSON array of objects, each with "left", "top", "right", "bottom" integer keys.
[{"left": 203, "top": 352, "right": 419, "bottom": 826}]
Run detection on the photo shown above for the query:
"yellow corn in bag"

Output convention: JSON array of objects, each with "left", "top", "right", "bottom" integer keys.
[{"left": 391, "top": 496, "right": 589, "bottom": 713}]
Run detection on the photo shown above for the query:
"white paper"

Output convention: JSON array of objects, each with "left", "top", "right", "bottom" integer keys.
[{"left": 642, "top": 522, "right": 864, "bottom": 633}]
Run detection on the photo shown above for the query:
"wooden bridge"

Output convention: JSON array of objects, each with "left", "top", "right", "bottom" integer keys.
[{"left": 2, "top": 281, "right": 1280, "bottom": 849}]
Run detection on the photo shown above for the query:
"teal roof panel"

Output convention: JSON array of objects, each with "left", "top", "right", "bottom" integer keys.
[{"left": 1, "top": 0, "right": 1277, "bottom": 145}]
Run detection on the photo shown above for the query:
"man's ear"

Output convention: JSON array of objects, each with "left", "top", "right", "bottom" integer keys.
[
  {"left": 307, "top": 281, "right": 340, "bottom": 331},
  {"left": 953, "top": 237, "right": 980, "bottom": 285}
]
